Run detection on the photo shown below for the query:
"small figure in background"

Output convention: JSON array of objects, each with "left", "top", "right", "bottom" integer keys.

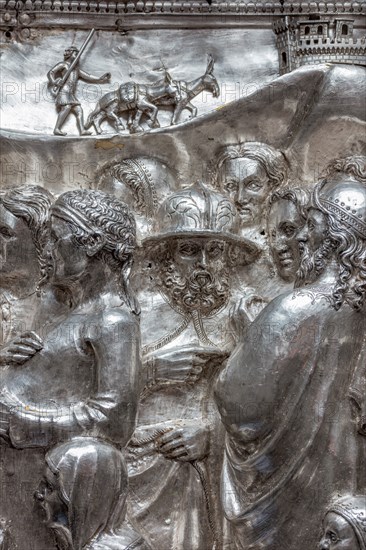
[
  {"left": 47, "top": 37, "right": 110, "bottom": 136},
  {"left": 35, "top": 438, "right": 150, "bottom": 550}
]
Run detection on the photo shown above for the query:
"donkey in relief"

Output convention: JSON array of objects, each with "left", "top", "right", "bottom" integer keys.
[{"left": 86, "top": 55, "right": 220, "bottom": 134}]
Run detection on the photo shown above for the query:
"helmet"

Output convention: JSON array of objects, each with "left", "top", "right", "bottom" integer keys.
[
  {"left": 143, "top": 182, "right": 260, "bottom": 265},
  {"left": 314, "top": 177, "right": 366, "bottom": 239}
]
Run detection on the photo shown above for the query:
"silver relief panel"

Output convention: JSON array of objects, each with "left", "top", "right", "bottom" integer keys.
[{"left": 0, "top": 3, "right": 366, "bottom": 550}]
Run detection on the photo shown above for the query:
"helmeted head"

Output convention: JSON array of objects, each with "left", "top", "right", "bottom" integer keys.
[
  {"left": 143, "top": 182, "right": 260, "bottom": 317},
  {"left": 35, "top": 438, "right": 128, "bottom": 550},
  {"left": 213, "top": 142, "right": 288, "bottom": 228},
  {"left": 319, "top": 495, "right": 366, "bottom": 550},
  {"left": 295, "top": 155, "right": 366, "bottom": 310},
  {"left": 267, "top": 187, "right": 309, "bottom": 282},
  {"left": 96, "top": 156, "right": 178, "bottom": 239},
  {"left": 51, "top": 189, "right": 139, "bottom": 312},
  {"left": 0, "top": 185, "right": 53, "bottom": 293}
]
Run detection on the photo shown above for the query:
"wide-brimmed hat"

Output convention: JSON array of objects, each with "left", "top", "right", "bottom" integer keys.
[{"left": 142, "top": 182, "right": 261, "bottom": 265}]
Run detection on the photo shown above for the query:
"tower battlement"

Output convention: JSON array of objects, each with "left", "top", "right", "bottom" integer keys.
[{"left": 274, "top": 16, "right": 366, "bottom": 75}]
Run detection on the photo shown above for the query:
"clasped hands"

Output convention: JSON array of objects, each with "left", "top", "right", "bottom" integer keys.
[{"left": 145, "top": 345, "right": 227, "bottom": 385}]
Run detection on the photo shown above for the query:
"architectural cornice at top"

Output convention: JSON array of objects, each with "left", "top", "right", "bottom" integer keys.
[{"left": 0, "top": 1, "right": 365, "bottom": 31}]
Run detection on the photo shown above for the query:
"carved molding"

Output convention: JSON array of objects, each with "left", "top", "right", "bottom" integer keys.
[{"left": 0, "top": 1, "right": 365, "bottom": 33}]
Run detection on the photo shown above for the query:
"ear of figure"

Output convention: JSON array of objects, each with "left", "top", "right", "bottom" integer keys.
[{"left": 85, "top": 232, "right": 106, "bottom": 257}]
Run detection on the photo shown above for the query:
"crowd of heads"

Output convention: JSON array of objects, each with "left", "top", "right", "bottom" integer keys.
[{"left": 1, "top": 148, "right": 365, "bottom": 549}]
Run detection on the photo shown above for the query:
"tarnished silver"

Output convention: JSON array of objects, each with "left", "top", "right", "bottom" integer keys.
[
  {"left": 47, "top": 37, "right": 111, "bottom": 136},
  {"left": 319, "top": 495, "right": 366, "bottom": 550},
  {"left": 127, "top": 182, "right": 259, "bottom": 550},
  {"left": 0, "top": 4, "right": 366, "bottom": 549},
  {"left": 86, "top": 55, "right": 219, "bottom": 134},
  {"left": 215, "top": 158, "right": 366, "bottom": 549}
]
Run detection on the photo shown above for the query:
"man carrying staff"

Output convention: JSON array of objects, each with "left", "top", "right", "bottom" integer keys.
[{"left": 47, "top": 40, "right": 110, "bottom": 136}]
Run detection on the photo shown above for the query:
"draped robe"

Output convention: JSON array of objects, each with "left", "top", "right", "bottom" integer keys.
[{"left": 216, "top": 288, "right": 366, "bottom": 549}]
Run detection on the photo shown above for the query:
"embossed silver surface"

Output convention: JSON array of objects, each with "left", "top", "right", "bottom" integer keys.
[{"left": 0, "top": 2, "right": 365, "bottom": 549}]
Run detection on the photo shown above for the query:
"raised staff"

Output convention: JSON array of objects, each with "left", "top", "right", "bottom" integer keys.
[{"left": 47, "top": 29, "right": 111, "bottom": 136}]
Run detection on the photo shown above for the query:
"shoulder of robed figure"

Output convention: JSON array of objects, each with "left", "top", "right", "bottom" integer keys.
[{"left": 254, "top": 286, "right": 330, "bottom": 328}]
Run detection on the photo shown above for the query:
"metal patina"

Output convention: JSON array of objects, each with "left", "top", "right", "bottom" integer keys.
[{"left": 0, "top": 2, "right": 365, "bottom": 549}]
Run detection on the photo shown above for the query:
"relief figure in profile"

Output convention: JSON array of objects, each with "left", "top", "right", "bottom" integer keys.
[
  {"left": 215, "top": 157, "right": 366, "bottom": 549},
  {"left": 34, "top": 438, "right": 149, "bottom": 550},
  {"left": 0, "top": 190, "right": 141, "bottom": 451},
  {"left": 47, "top": 41, "right": 110, "bottom": 136},
  {"left": 127, "top": 182, "right": 259, "bottom": 550},
  {"left": 231, "top": 185, "right": 310, "bottom": 338},
  {"left": 319, "top": 495, "right": 366, "bottom": 550},
  {"left": 267, "top": 187, "right": 309, "bottom": 283},
  {"left": 0, "top": 185, "right": 53, "bottom": 373}
]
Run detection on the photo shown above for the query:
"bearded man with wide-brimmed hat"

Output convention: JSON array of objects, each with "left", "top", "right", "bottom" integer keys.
[{"left": 127, "top": 182, "right": 260, "bottom": 550}]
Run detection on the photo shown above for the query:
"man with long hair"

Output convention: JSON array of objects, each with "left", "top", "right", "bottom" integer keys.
[
  {"left": 0, "top": 185, "right": 53, "bottom": 369},
  {"left": 212, "top": 142, "right": 288, "bottom": 232},
  {"left": 0, "top": 190, "right": 141, "bottom": 450},
  {"left": 215, "top": 157, "right": 366, "bottom": 549}
]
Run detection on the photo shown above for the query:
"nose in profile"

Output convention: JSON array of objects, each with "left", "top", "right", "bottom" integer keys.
[{"left": 296, "top": 223, "right": 309, "bottom": 243}]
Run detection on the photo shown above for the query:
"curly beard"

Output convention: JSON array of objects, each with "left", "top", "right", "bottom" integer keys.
[
  {"left": 160, "top": 264, "right": 230, "bottom": 317},
  {"left": 295, "top": 237, "right": 336, "bottom": 287}
]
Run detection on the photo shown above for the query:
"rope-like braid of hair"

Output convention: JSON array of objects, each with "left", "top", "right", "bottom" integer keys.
[
  {"left": 142, "top": 315, "right": 190, "bottom": 355},
  {"left": 192, "top": 460, "right": 220, "bottom": 549},
  {"left": 191, "top": 309, "right": 216, "bottom": 347}
]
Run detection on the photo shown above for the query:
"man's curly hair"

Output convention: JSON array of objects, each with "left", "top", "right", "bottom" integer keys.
[
  {"left": 323, "top": 155, "right": 366, "bottom": 184},
  {"left": 53, "top": 190, "right": 139, "bottom": 312},
  {"left": 316, "top": 207, "right": 366, "bottom": 312},
  {"left": 56, "top": 189, "right": 136, "bottom": 261},
  {"left": 268, "top": 186, "right": 310, "bottom": 220}
]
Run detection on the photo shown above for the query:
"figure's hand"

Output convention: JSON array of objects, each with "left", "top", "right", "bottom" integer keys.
[
  {"left": 146, "top": 346, "right": 225, "bottom": 384},
  {"left": 100, "top": 72, "right": 111, "bottom": 83},
  {"left": 230, "top": 293, "right": 268, "bottom": 342},
  {"left": 0, "top": 331, "right": 43, "bottom": 367},
  {"left": 156, "top": 419, "right": 210, "bottom": 462}
]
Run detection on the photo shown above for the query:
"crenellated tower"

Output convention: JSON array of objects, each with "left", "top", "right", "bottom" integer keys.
[{"left": 274, "top": 15, "right": 366, "bottom": 75}]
